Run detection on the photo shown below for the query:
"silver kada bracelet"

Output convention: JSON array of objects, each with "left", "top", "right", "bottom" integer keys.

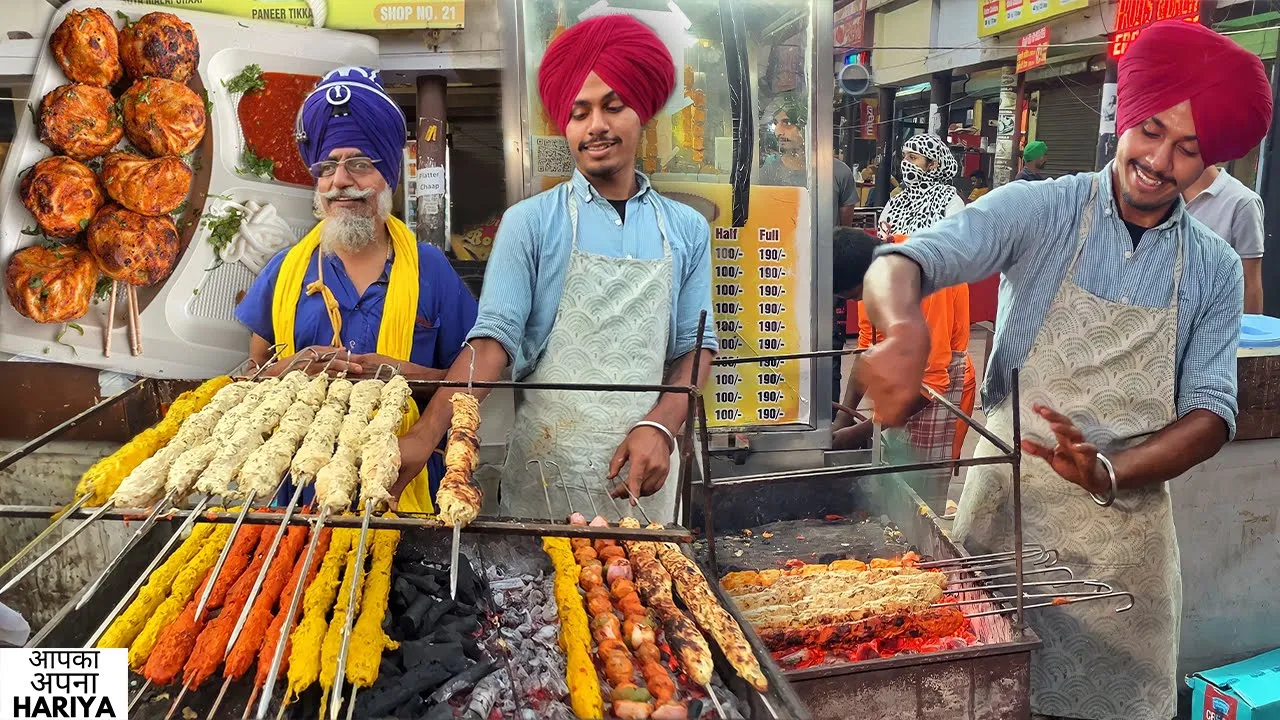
[{"left": 1091, "top": 452, "right": 1117, "bottom": 507}]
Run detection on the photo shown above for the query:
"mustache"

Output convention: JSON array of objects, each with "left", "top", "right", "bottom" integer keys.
[
  {"left": 1129, "top": 160, "right": 1173, "bottom": 185},
  {"left": 579, "top": 135, "right": 620, "bottom": 150},
  {"left": 322, "top": 187, "right": 376, "bottom": 201}
]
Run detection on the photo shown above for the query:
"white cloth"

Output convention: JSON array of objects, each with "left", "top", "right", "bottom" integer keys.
[
  {"left": 215, "top": 200, "right": 296, "bottom": 274},
  {"left": 953, "top": 177, "right": 1182, "bottom": 720},
  {"left": 500, "top": 192, "right": 680, "bottom": 523}
]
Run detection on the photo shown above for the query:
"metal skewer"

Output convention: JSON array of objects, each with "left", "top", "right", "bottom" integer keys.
[
  {"left": 345, "top": 686, "right": 359, "bottom": 720},
  {"left": 449, "top": 342, "right": 478, "bottom": 601},
  {"left": 0, "top": 494, "right": 90, "bottom": 582},
  {"left": 529, "top": 460, "right": 555, "bottom": 520},
  {"left": 193, "top": 495, "right": 259, "bottom": 621},
  {"left": 238, "top": 685, "right": 260, "bottom": 720},
  {"left": 206, "top": 676, "right": 235, "bottom": 720},
  {"left": 703, "top": 683, "right": 728, "bottom": 717},
  {"left": 128, "top": 679, "right": 151, "bottom": 713},
  {"left": 84, "top": 495, "right": 214, "bottom": 646},
  {"left": 76, "top": 492, "right": 182, "bottom": 609},
  {"left": 163, "top": 682, "right": 192, "bottom": 720},
  {"left": 0, "top": 501, "right": 115, "bottom": 595},
  {"left": 223, "top": 480, "right": 308, "bottom": 656},
  {"left": 330, "top": 499, "right": 374, "bottom": 720},
  {"left": 257, "top": 508, "right": 330, "bottom": 720}
]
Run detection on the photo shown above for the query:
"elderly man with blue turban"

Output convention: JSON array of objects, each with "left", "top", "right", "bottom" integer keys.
[{"left": 234, "top": 66, "right": 479, "bottom": 513}]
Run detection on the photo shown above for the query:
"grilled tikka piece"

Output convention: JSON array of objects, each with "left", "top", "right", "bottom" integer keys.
[
  {"left": 638, "top": 520, "right": 769, "bottom": 692},
  {"left": 224, "top": 525, "right": 309, "bottom": 680},
  {"left": 436, "top": 393, "right": 482, "bottom": 527},
  {"left": 97, "top": 522, "right": 216, "bottom": 649},
  {"left": 128, "top": 523, "right": 232, "bottom": 668}
]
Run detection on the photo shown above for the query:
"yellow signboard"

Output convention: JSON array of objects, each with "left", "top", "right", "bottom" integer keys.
[
  {"left": 127, "top": 0, "right": 465, "bottom": 29},
  {"left": 978, "top": 0, "right": 1086, "bottom": 37}
]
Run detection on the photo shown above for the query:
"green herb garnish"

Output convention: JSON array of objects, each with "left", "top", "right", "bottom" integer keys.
[
  {"left": 223, "top": 64, "right": 266, "bottom": 95},
  {"left": 28, "top": 275, "right": 43, "bottom": 289},
  {"left": 200, "top": 88, "right": 213, "bottom": 116},
  {"left": 200, "top": 205, "right": 247, "bottom": 261},
  {"left": 136, "top": 88, "right": 151, "bottom": 104},
  {"left": 21, "top": 226, "right": 40, "bottom": 236},
  {"left": 54, "top": 323, "right": 81, "bottom": 356},
  {"left": 93, "top": 275, "right": 113, "bottom": 303},
  {"left": 116, "top": 10, "right": 132, "bottom": 27},
  {"left": 79, "top": 219, "right": 90, "bottom": 231},
  {"left": 27, "top": 103, "right": 36, "bottom": 125},
  {"left": 237, "top": 148, "right": 274, "bottom": 179}
]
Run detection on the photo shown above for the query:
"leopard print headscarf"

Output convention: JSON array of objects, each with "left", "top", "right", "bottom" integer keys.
[{"left": 881, "top": 133, "right": 961, "bottom": 235}]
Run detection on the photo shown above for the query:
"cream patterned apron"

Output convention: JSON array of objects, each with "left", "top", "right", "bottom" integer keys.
[
  {"left": 500, "top": 188, "right": 681, "bottom": 522},
  {"left": 953, "top": 178, "right": 1182, "bottom": 720}
]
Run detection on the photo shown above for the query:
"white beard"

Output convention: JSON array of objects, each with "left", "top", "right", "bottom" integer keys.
[{"left": 316, "top": 186, "right": 393, "bottom": 255}]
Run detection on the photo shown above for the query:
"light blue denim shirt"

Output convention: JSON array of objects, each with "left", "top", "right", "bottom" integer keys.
[
  {"left": 879, "top": 163, "right": 1243, "bottom": 438},
  {"left": 469, "top": 170, "right": 717, "bottom": 379}
]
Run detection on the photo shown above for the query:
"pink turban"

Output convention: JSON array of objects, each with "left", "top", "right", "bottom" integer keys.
[
  {"left": 537, "top": 14, "right": 675, "bottom": 134},
  {"left": 1117, "top": 20, "right": 1272, "bottom": 166}
]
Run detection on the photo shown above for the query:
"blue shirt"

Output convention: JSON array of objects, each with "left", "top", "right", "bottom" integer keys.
[
  {"left": 235, "top": 242, "right": 479, "bottom": 370},
  {"left": 880, "top": 164, "right": 1243, "bottom": 438},
  {"left": 468, "top": 171, "right": 718, "bottom": 380}
]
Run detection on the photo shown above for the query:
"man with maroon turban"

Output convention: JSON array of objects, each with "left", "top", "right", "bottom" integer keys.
[
  {"left": 394, "top": 15, "right": 716, "bottom": 523},
  {"left": 852, "top": 21, "right": 1272, "bottom": 720}
]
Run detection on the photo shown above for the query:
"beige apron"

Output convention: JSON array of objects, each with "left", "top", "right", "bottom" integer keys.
[
  {"left": 953, "top": 178, "right": 1182, "bottom": 720},
  {"left": 500, "top": 188, "right": 681, "bottom": 523}
]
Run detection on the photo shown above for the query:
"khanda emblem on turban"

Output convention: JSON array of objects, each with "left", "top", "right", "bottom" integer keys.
[{"left": 294, "top": 65, "right": 408, "bottom": 189}]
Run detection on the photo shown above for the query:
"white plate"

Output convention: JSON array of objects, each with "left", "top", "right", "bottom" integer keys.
[{"left": 0, "top": 0, "right": 378, "bottom": 378}]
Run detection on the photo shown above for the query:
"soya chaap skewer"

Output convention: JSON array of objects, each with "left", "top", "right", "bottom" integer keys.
[
  {"left": 343, "top": 525, "right": 400, "bottom": 689},
  {"left": 127, "top": 523, "right": 233, "bottom": 669},
  {"left": 314, "top": 380, "right": 384, "bottom": 513},
  {"left": 318, "top": 529, "right": 367, "bottom": 720},
  {"left": 0, "top": 377, "right": 236, "bottom": 592},
  {"left": 435, "top": 392, "right": 483, "bottom": 528},
  {"left": 543, "top": 537, "right": 605, "bottom": 720},
  {"left": 166, "top": 379, "right": 280, "bottom": 502},
  {"left": 252, "top": 529, "right": 332, "bottom": 697},
  {"left": 357, "top": 377, "right": 412, "bottom": 510},
  {"left": 290, "top": 379, "right": 354, "bottom": 484},
  {"left": 628, "top": 519, "right": 769, "bottom": 693},
  {"left": 95, "top": 522, "right": 217, "bottom": 650},
  {"left": 195, "top": 376, "right": 301, "bottom": 500},
  {"left": 285, "top": 528, "right": 357, "bottom": 704}
]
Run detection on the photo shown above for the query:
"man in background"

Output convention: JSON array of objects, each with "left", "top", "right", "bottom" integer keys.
[
  {"left": 760, "top": 98, "right": 859, "bottom": 224},
  {"left": 1185, "top": 164, "right": 1265, "bottom": 313},
  {"left": 1016, "top": 140, "right": 1049, "bottom": 181},
  {"left": 967, "top": 170, "right": 990, "bottom": 202}
]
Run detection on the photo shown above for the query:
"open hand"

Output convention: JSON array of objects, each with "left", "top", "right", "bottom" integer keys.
[
  {"left": 1020, "top": 404, "right": 1108, "bottom": 494},
  {"left": 387, "top": 435, "right": 433, "bottom": 511},
  {"left": 608, "top": 426, "right": 672, "bottom": 501}
]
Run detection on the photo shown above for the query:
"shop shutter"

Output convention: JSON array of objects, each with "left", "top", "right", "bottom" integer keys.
[{"left": 1032, "top": 77, "right": 1102, "bottom": 177}]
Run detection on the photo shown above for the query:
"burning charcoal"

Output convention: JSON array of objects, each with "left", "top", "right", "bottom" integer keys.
[
  {"left": 428, "top": 626, "right": 464, "bottom": 644},
  {"left": 425, "top": 599, "right": 457, "bottom": 629},
  {"left": 402, "top": 594, "right": 434, "bottom": 635},
  {"left": 394, "top": 577, "right": 417, "bottom": 608},
  {"left": 402, "top": 640, "right": 469, "bottom": 674},
  {"left": 397, "top": 543, "right": 427, "bottom": 563},
  {"left": 403, "top": 572, "right": 441, "bottom": 596},
  {"left": 358, "top": 663, "right": 453, "bottom": 718},
  {"left": 423, "top": 703, "right": 456, "bottom": 720},
  {"left": 534, "top": 625, "right": 557, "bottom": 642},
  {"left": 461, "top": 639, "right": 486, "bottom": 662},
  {"left": 455, "top": 559, "right": 482, "bottom": 604},
  {"left": 379, "top": 654, "right": 403, "bottom": 678},
  {"left": 462, "top": 669, "right": 503, "bottom": 720},
  {"left": 488, "top": 578, "right": 525, "bottom": 592},
  {"left": 394, "top": 696, "right": 425, "bottom": 719},
  {"left": 428, "top": 660, "right": 495, "bottom": 705},
  {"left": 445, "top": 615, "right": 481, "bottom": 636}
]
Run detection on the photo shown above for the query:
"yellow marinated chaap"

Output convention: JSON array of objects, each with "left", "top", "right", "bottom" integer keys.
[
  {"left": 97, "top": 521, "right": 216, "bottom": 649},
  {"left": 346, "top": 523, "right": 401, "bottom": 688},
  {"left": 543, "top": 537, "right": 603, "bottom": 720},
  {"left": 66, "top": 376, "right": 233, "bottom": 511},
  {"left": 319, "top": 534, "right": 366, "bottom": 719},
  {"left": 286, "top": 527, "right": 355, "bottom": 702},
  {"left": 128, "top": 522, "right": 233, "bottom": 669}
]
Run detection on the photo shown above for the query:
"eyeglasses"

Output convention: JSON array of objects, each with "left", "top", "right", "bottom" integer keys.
[{"left": 310, "top": 156, "right": 382, "bottom": 179}]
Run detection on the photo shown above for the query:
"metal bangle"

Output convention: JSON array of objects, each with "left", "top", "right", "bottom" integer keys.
[
  {"left": 1090, "top": 452, "right": 1117, "bottom": 507},
  {"left": 631, "top": 420, "right": 677, "bottom": 452}
]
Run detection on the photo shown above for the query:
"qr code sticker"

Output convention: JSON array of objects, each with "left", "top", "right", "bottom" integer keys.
[{"left": 533, "top": 136, "right": 574, "bottom": 177}]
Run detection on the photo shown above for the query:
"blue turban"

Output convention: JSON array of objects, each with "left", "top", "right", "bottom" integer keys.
[{"left": 297, "top": 66, "right": 406, "bottom": 190}]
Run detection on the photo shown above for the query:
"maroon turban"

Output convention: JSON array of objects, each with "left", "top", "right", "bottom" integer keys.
[
  {"left": 537, "top": 14, "right": 675, "bottom": 134},
  {"left": 1117, "top": 20, "right": 1272, "bottom": 166}
]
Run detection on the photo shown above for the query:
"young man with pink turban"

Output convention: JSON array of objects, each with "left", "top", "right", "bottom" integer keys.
[
  {"left": 852, "top": 22, "right": 1272, "bottom": 720},
  {"left": 394, "top": 15, "right": 716, "bottom": 522}
]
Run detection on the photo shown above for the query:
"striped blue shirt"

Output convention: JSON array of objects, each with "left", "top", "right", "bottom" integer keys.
[
  {"left": 469, "top": 170, "right": 718, "bottom": 379},
  {"left": 879, "top": 163, "right": 1243, "bottom": 437}
]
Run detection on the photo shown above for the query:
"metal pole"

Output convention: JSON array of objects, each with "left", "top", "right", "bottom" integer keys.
[
  {"left": 872, "top": 85, "right": 897, "bottom": 207},
  {"left": 1011, "top": 367, "right": 1025, "bottom": 634},
  {"left": 1259, "top": 32, "right": 1280, "bottom": 316},
  {"left": 929, "top": 70, "right": 951, "bottom": 138},
  {"left": 415, "top": 74, "right": 448, "bottom": 251},
  {"left": 1012, "top": 72, "right": 1026, "bottom": 172},
  {"left": 993, "top": 65, "right": 1018, "bottom": 188},
  {"left": 1094, "top": 61, "right": 1118, "bottom": 171}
]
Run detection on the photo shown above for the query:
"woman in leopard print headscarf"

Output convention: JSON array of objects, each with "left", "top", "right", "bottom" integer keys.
[{"left": 879, "top": 133, "right": 964, "bottom": 235}]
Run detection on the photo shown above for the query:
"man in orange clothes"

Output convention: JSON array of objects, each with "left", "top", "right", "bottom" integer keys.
[{"left": 949, "top": 284, "right": 977, "bottom": 460}]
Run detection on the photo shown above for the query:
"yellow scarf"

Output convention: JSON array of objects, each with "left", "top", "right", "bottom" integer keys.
[{"left": 271, "top": 216, "right": 434, "bottom": 514}]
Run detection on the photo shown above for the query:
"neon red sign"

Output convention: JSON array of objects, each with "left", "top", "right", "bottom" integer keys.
[{"left": 1108, "top": 0, "right": 1199, "bottom": 59}]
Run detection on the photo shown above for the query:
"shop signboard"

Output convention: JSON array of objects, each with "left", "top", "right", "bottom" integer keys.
[
  {"left": 127, "top": 0, "right": 465, "bottom": 29},
  {"left": 979, "top": 0, "right": 1087, "bottom": 37},
  {"left": 1108, "top": 0, "right": 1199, "bottom": 59},
  {"left": 1016, "top": 27, "right": 1050, "bottom": 73},
  {"left": 834, "top": 0, "right": 867, "bottom": 49},
  {"left": 860, "top": 98, "right": 878, "bottom": 139}
]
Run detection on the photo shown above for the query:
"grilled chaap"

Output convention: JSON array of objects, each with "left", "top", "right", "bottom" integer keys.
[
  {"left": 87, "top": 205, "right": 180, "bottom": 287},
  {"left": 345, "top": 524, "right": 401, "bottom": 688},
  {"left": 357, "top": 376, "right": 412, "bottom": 509},
  {"left": 543, "top": 537, "right": 603, "bottom": 720},
  {"left": 38, "top": 83, "right": 123, "bottom": 160},
  {"left": 20, "top": 156, "right": 105, "bottom": 238},
  {"left": 119, "top": 11, "right": 199, "bottom": 83},
  {"left": 315, "top": 380, "right": 383, "bottom": 512},
  {"left": 5, "top": 245, "right": 98, "bottom": 324},
  {"left": 129, "top": 523, "right": 232, "bottom": 669},
  {"left": 49, "top": 8, "right": 123, "bottom": 87},
  {"left": 121, "top": 77, "right": 206, "bottom": 157},
  {"left": 223, "top": 525, "right": 309, "bottom": 682},
  {"left": 436, "top": 393, "right": 482, "bottom": 527},
  {"left": 101, "top": 153, "right": 193, "bottom": 216},
  {"left": 287, "top": 528, "right": 356, "bottom": 701},
  {"left": 257, "top": 529, "right": 332, "bottom": 689}
]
